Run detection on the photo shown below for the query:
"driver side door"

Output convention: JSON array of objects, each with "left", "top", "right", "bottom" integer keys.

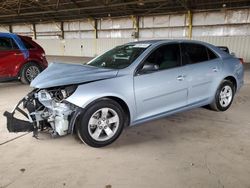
[{"left": 133, "top": 43, "right": 188, "bottom": 121}]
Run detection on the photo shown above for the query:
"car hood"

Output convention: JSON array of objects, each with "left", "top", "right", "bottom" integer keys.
[{"left": 30, "top": 63, "right": 118, "bottom": 88}]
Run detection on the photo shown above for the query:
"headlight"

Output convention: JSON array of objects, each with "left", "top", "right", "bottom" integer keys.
[
  {"left": 45, "top": 85, "right": 77, "bottom": 102},
  {"left": 64, "top": 85, "right": 78, "bottom": 98}
]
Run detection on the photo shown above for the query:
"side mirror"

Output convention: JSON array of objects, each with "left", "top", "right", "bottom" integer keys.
[{"left": 139, "top": 63, "right": 159, "bottom": 74}]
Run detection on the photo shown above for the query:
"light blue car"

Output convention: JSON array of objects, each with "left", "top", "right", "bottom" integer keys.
[{"left": 4, "top": 40, "right": 244, "bottom": 147}]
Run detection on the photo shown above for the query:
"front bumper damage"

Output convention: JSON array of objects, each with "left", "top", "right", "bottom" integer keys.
[
  {"left": 3, "top": 89, "right": 82, "bottom": 138},
  {"left": 4, "top": 91, "right": 38, "bottom": 137},
  {"left": 4, "top": 109, "right": 34, "bottom": 132}
]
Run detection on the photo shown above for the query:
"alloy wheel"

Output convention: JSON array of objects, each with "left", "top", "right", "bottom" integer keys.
[
  {"left": 26, "top": 66, "right": 40, "bottom": 82},
  {"left": 87, "top": 108, "right": 120, "bottom": 141},
  {"left": 219, "top": 85, "right": 233, "bottom": 107}
]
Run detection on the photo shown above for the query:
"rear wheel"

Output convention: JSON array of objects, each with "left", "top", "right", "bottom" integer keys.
[
  {"left": 77, "top": 99, "right": 124, "bottom": 147},
  {"left": 20, "top": 62, "right": 41, "bottom": 84},
  {"left": 209, "top": 80, "right": 235, "bottom": 111}
]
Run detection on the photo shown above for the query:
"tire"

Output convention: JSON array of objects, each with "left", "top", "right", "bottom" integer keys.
[
  {"left": 20, "top": 62, "right": 41, "bottom": 84},
  {"left": 77, "top": 99, "right": 125, "bottom": 147},
  {"left": 209, "top": 80, "right": 235, "bottom": 111}
]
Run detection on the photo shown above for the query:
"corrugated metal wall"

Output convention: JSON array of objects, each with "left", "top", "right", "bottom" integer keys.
[
  {"left": 36, "top": 38, "right": 134, "bottom": 57},
  {"left": 1, "top": 9, "right": 250, "bottom": 62},
  {"left": 35, "top": 36, "right": 250, "bottom": 62}
]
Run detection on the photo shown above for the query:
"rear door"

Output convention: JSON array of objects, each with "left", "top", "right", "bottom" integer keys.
[
  {"left": 134, "top": 43, "right": 188, "bottom": 121},
  {"left": 180, "top": 43, "right": 220, "bottom": 105},
  {"left": 0, "top": 37, "right": 25, "bottom": 78}
]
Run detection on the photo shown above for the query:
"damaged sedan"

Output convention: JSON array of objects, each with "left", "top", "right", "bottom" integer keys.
[{"left": 4, "top": 40, "right": 244, "bottom": 147}]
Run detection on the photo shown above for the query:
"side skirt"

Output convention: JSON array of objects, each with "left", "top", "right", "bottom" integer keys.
[
  {"left": 131, "top": 99, "right": 209, "bottom": 126},
  {"left": 0, "top": 77, "right": 18, "bottom": 82}
]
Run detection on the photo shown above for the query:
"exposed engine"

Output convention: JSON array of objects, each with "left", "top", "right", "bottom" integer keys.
[
  {"left": 34, "top": 89, "right": 74, "bottom": 136},
  {"left": 4, "top": 85, "right": 78, "bottom": 137}
]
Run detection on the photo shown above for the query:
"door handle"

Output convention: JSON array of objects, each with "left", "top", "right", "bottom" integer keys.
[
  {"left": 177, "top": 75, "right": 185, "bottom": 81},
  {"left": 212, "top": 67, "right": 218, "bottom": 72},
  {"left": 14, "top": 53, "right": 23, "bottom": 56}
]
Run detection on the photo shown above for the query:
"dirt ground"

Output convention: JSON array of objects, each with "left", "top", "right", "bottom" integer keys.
[{"left": 0, "top": 59, "right": 250, "bottom": 188}]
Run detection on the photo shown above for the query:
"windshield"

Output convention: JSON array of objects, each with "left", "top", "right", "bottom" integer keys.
[{"left": 87, "top": 43, "right": 150, "bottom": 69}]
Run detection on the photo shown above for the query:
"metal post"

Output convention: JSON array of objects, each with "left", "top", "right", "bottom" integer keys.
[
  {"left": 131, "top": 15, "right": 139, "bottom": 39},
  {"left": 93, "top": 19, "right": 98, "bottom": 56},
  {"left": 188, "top": 10, "right": 193, "bottom": 39},
  {"left": 9, "top": 25, "right": 12, "bottom": 33},
  {"left": 88, "top": 18, "right": 98, "bottom": 56},
  {"left": 94, "top": 19, "right": 98, "bottom": 39},
  {"left": 33, "top": 23, "right": 37, "bottom": 39},
  {"left": 136, "top": 16, "right": 140, "bottom": 38},
  {"left": 61, "top": 21, "right": 64, "bottom": 39}
]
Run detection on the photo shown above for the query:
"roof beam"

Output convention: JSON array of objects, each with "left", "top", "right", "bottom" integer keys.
[
  {"left": 177, "top": 0, "right": 189, "bottom": 10},
  {"left": 30, "top": 0, "right": 61, "bottom": 22},
  {"left": 56, "top": 0, "right": 60, "bottom": 10},
  {"left": 0, "top": 0, "right": 168, "bottom": 18},
  {"left": 2, "top": 0, "right": 249, "bottom": 16},
  {"left": 0, "top": 0, "right": 249, "bottom": 24},
  {"left": 70, "top": 0, "right": 81, "bottom": 8},
  {"left": 144, "top": 1, "right": 171, "bottom": 14},
  {"left": 18, "top": 0, "right": 22, "bottom": 15}
]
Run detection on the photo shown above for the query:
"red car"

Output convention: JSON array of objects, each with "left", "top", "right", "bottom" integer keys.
[{"left": 0, "top": 33, "right": 48, "bottom": 84}]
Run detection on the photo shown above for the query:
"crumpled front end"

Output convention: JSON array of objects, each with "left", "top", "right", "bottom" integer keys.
[{"left": 3, "top": 85, "right": 81, "bottom": 138}]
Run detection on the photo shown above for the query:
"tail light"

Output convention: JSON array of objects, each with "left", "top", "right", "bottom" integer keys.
[{"left": 239, "top": 58, "right": 244, "bottom": 64}]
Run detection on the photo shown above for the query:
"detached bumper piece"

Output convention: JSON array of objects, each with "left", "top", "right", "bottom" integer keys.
[
  {"left": 3, "top": 111, "right": 34, "bottom": 132},
  {"left": 3, "top": 95, "right": 37, "bottom": 136}
]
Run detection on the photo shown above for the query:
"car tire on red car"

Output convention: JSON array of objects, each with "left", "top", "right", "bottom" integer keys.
[{"left": 20, "top": 62, "right": 42, "bottom": 84}]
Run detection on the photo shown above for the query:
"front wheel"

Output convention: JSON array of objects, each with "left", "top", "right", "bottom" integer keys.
[
  {"left": 209, "top": 80, "right": 235, "bottom": 111},
  {"left": 77, "top": 99, "right": 124, "bottom": 147},
  {"left": 20, "top": 62, "right": 41, "bottom": 84}
]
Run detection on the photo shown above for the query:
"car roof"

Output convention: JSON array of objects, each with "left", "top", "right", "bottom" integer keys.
[
  {"left": 128, "top": 39, "right": 211, "bottom": 45},
  {"left": 127, "top": 39, "right": 168, "bottom": 45},
  {"left": 128, "top": 39, "right": 231, "bottom": 58},
  {"left": 0, "top": 32, "right": 17, "bottom": 38}
]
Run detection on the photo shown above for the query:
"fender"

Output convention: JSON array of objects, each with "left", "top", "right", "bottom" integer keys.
[{"left": 65, "top": 75, "right": 136, "bottom": 123}]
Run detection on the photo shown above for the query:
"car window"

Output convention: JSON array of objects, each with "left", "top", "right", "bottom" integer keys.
[
  {"left": 0, "top": 37, "right": 18, "bottom": 51},
  {"left": 217, "top": 46, "right": 229, "bottom": 53},
  {"left": 181, "top": 43, "right": 209, "bottom": 64},
  {"left": 88, "top": 44, "right": 149, "bottom": 69},
  {"left": 21, "top": 38, "right": 35, "bottom": 49},
  {"left": 139, "top": 43, "right": 181, "bottom": 73},
  {"left": 207, "top": 48, "right": 218, "bottom": 60}
]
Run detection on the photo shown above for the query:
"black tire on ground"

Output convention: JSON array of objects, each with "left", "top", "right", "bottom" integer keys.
[
  {"left": 209, "top": 80, "right": 235, "bottom": 111},
  {"left": 77, "top": 99, "right": 125, "bottom": 148},
  {"left": 20, "top": 62, "right": 41, "bottom": 84}
]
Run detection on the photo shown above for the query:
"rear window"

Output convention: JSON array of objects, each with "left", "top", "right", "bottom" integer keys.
[
  {"left": 21, "top": 38, "right": 35, "bottom": 49},
  {"left": 182, "top": 43, "right": 209, "bottom": 64},
  {"left": 217, "top": 46, "right": 229, "bottom": 53},
  {"left": 207, "top": 48, "right": 218, "bottom": 60}
]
